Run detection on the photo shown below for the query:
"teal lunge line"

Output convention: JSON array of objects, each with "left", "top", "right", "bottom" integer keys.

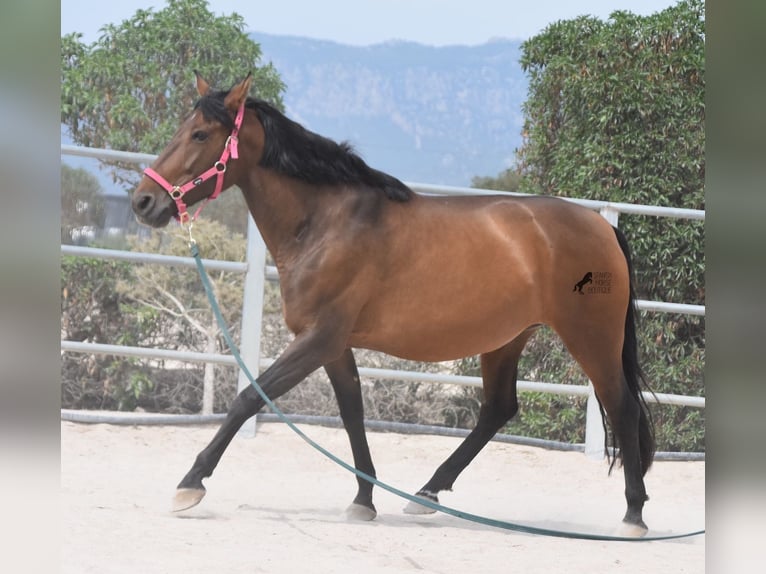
[{"left": 191, "top": 243, "right": 704, "bottom": 542}]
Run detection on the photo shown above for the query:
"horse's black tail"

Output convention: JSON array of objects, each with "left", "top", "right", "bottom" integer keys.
[{"left": 611, "top": 226, "right": 656, "bottom": 476}]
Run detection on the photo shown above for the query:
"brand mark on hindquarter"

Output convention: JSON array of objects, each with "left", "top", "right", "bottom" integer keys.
[{"left": 572, "top": 271, "right": 612, "bottom": 295}]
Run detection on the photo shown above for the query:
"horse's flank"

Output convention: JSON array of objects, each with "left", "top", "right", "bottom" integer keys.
[{"left": 333, "top": 193, "right": 624, "bottom": 362}]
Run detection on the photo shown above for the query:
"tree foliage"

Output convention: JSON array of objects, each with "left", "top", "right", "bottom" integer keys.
[
  {"left": 61, "top": 0, "right": 284, "bottom": 185},
  {"left": 61, "top": 256, "right": 167, "bottom": 410},
  {"left": 470, "top": 168, "right": 522, "bottom": 193},
  {"left": 517, "top": 0, "right": 704, "bottom": 207}
]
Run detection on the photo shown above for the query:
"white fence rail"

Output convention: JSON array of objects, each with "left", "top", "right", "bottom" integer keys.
[{"left": 61, "top": 145, "right": 705, "bottom": 454}]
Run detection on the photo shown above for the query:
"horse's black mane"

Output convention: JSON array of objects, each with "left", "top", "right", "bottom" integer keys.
[{"left": 195, "top": 89, "right": 413, "bottom": 202}]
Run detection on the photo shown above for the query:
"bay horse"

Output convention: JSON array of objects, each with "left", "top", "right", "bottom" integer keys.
[{"left": 132, "top": 73, "right": 655, "bottom": 536}]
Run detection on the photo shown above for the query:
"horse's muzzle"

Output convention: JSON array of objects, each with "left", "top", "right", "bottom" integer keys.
[{"left": 132, "top": 189, "right": 174, "bottom": 227}]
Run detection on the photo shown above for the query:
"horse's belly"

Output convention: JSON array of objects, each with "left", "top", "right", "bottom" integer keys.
[
  {"left": 351, "top": 316, "right": 528, "bottom": 362},
  {"left": 349, "top": 281, "right": 539, "bottom": 362}
]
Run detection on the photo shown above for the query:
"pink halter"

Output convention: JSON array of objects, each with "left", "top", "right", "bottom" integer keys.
[{"left": 143, "top": 101, "right": 246, "bottom": 224}]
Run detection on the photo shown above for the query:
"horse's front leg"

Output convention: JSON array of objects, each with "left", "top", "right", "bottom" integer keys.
[
  {"left": 173, "top": 325, "right": 347, "bottom": 512},
  {"left": 324, "top": 349, "right": 377, "bottom": 521}
]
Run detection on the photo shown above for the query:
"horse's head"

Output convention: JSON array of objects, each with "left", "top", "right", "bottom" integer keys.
[{"left": 132, "top": 73, "right": 252, "bottom": 227}]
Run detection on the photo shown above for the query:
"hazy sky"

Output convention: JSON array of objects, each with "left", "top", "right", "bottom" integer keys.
[{"left": 61, "top": 0, "right": 679, "bottom": 46}]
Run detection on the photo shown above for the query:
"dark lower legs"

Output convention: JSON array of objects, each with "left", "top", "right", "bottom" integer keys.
[
  {"left": 325, "top": 349, "right": 378, "bottom": 519},
  {"left": 176, "top": 385, "right": 262, "bottom": 495},
  {"left": 559, "top": 325, "right": 651, "bottom": 532},
  {"left": 609, "top": 386, "right": 649, "bottom": 529},
  {"left": 406, "top": 330, "right": 534, "bottom": 510},
  {"left": 173, "top": 326, "right": 347, "bottom": 511},
  {"left": 174, "top": 344, "right": 379, "bottom": 519}
]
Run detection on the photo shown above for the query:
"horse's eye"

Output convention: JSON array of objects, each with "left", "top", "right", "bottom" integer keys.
[{"left": 191, "top": 130, "right": 208, "bottom": 142}]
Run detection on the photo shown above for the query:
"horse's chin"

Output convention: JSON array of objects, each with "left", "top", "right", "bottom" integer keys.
[{"left": 134, "top": 208, "right": 174, "bottom": 228}]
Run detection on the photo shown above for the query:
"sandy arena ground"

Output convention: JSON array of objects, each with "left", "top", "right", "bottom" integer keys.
[{"left": 61, "top": 420, "right": 704, "bottom": 573}]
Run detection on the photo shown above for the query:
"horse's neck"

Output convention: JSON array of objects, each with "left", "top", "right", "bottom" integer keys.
[{"left": 239, "top": 169, "right": 321, "bottom": 264}]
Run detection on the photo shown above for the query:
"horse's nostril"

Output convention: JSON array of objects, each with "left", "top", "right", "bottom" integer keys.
[{"left": 137, "top": 193, "right": 153, "bottom": 213}]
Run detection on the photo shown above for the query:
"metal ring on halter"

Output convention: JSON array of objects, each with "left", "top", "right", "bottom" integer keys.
[
  {"left": 170, "top": 187, "right": 183, "bottom": 199},
  {"left": 214, "top": 161, "right": 226, "bottom": 173}
]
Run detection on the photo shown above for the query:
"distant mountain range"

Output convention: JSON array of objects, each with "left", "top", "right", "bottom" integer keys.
[
  {"left": 61, "top": 33, "right": 529, "bottom": 197},
  {"left": 251, "top": 32, "right": 528, "bottom": 187}
]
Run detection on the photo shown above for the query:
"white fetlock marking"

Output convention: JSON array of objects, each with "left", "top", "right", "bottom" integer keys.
[
  {"left": 345, "top": 503, "right": 377, "bottom": 522},
  {"left": 403, "top": 492, "right": 438, "bottom": 515},
  {"left": 614, "top": 521, "right": 649, "bottom": 538}
]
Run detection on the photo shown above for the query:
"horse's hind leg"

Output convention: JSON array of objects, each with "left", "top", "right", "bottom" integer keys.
[
  {"left": 555, "top": 324, "right": 650, "bottom": 535},
  {"left": 593, "top": 371, "right": 649, "bottom": 536},
  {"left": 324, "top": 349, "right": 378, "bottom": 521},
  {"left": 404, "top": 327, "right": 537, "bottom": 514},
  {"left": 609, "top": 376, "right": 650, "bottom": 535}
]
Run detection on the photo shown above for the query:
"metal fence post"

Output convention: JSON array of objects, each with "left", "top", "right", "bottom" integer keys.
[
  {"left": 584, "top": 206, "right": 622, "bottom": 459},
  {"left": 236, "top": 216, "right": 268, "bottom": 437}
]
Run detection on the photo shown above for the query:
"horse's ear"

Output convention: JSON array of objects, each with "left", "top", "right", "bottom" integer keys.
[
  {"left": 224, "top": 72, "right": 253, "bottom": 113},
  {"left": 195, "top": 70, "right": 211, "bottom": 96}
]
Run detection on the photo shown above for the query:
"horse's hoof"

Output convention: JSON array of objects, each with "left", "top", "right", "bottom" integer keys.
[
  {"left": 345, "top": 502, "right": 377, "bottom": 521},
  {"left": 403, "top": 494, "right": 438, "bottom": 515},
  {"left": 172, "top": 488, "right": 206, "bottom": 512},
  {"left": 615, "top": 520, "right": 649, "bottom": 538}
]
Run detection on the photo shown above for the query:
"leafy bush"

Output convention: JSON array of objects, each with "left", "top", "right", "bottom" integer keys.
[{"left": 61, "top": 256, "right": 164, "bottom": 410}]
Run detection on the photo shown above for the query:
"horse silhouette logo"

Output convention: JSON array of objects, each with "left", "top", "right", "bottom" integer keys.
[{"left": 573, "top": 272, "right": 593, "bottom": 294}]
